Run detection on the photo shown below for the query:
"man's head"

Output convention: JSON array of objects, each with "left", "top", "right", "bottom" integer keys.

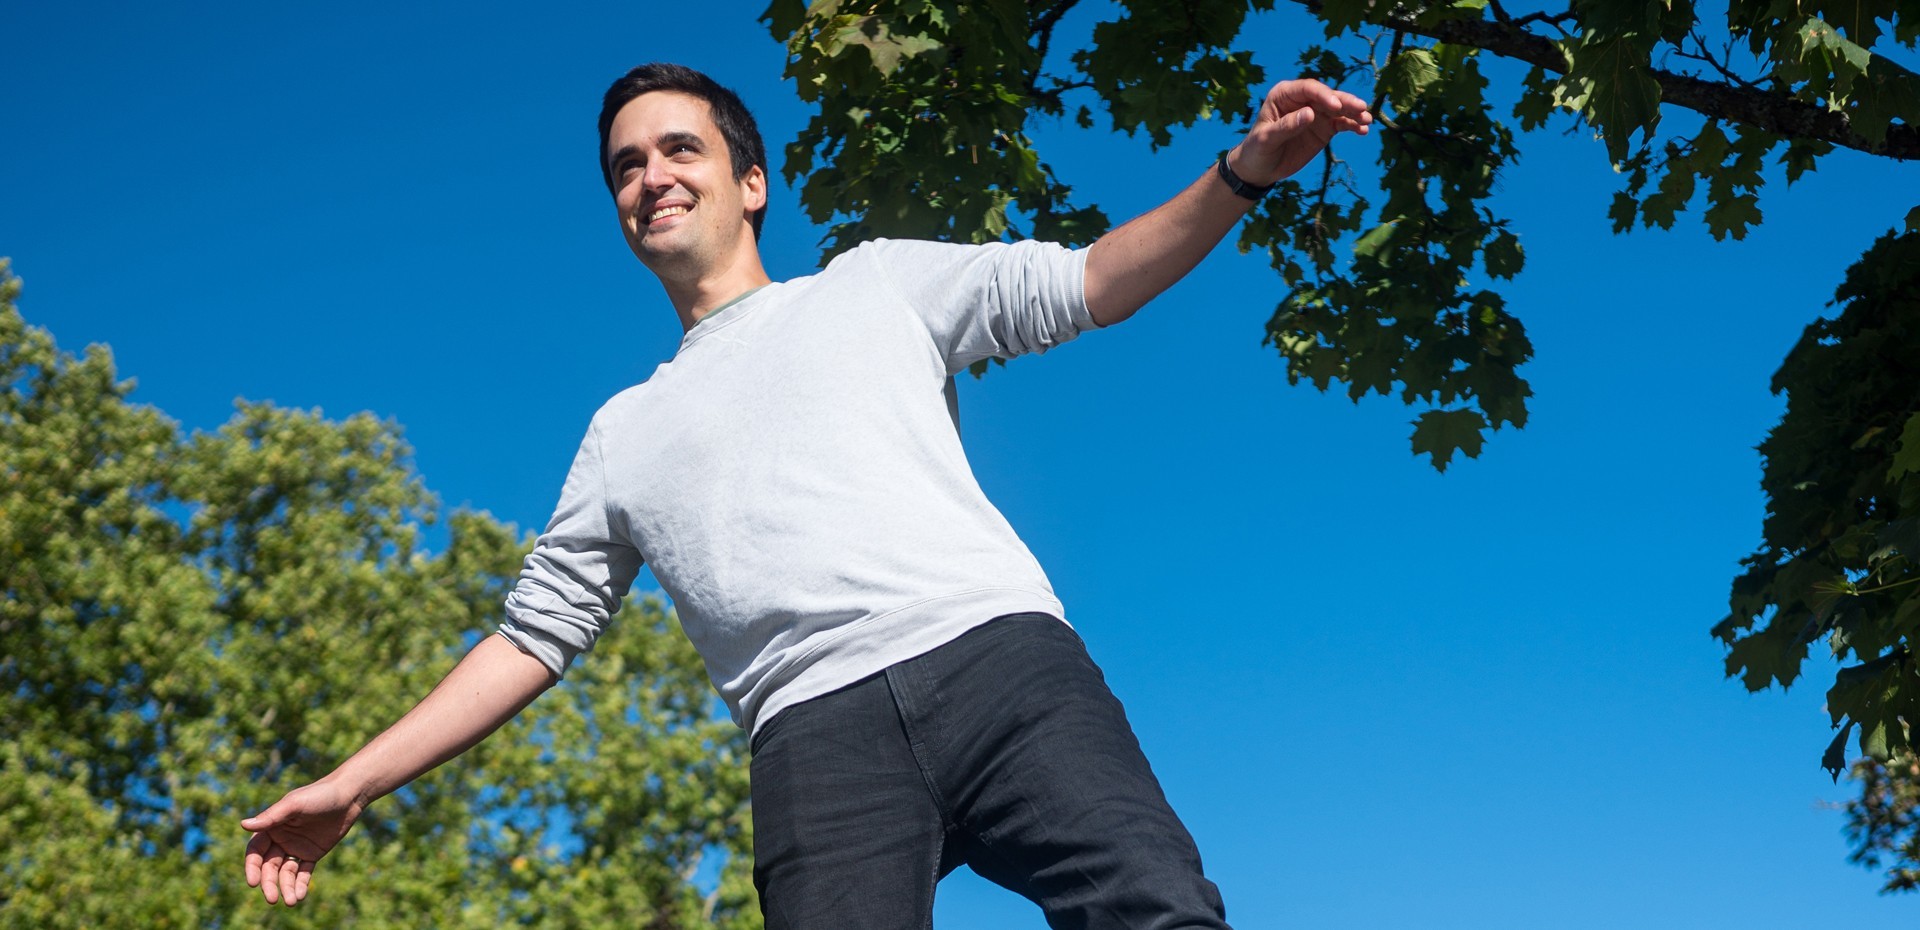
[{"left": 598, "top": 63, "right": 767, "bottom": 239}]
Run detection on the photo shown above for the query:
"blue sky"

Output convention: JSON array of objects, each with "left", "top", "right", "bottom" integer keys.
[{"left": 7, "top": 1, "right": 1917, "bottom": 926}]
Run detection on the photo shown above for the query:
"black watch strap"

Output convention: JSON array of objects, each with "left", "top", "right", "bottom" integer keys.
[{"left": 1216, "top": 151, "right": 1274, "bottom": 200}]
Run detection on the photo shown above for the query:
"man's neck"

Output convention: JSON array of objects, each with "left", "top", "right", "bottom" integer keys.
[{"left": 662, "top": 249, "right": 774, "bottom": 332}]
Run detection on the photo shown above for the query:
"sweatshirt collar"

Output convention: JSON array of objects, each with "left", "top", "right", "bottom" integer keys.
[{"left": 678, "top": 284, "right": 770, "bottom": 352}]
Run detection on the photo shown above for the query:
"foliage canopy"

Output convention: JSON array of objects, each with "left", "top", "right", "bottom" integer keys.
[
  {"left": 1712, "top": 229, "right": 1920, "bottom": 889},
  {"left": 0, "top": 263, "right": 758, "bottom": 928},
  {"left": 765, "top": 0, "right": 1915, "bottom": 467}
]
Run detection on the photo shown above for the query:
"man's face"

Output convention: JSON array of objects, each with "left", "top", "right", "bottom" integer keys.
[{"left": 605, "top": 91, "right": 765, "bottom": 276}]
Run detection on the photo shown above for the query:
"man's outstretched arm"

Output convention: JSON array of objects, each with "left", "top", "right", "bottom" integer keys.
[
  {"left": 240, "top": 633, "right": 556, "bottom": 907},
  {"left": 1083, "top": 79, "right": 1373, "bottom": 327}
]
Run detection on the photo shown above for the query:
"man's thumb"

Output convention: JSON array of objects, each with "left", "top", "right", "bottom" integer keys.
[{"left": 241, "top": 808, "right": 276, "bottom": 831}]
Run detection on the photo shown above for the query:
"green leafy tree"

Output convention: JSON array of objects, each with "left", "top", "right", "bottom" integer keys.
[
  {"left": 1714, "top": 230, "right": 1920, "bottom": 891},
  {"left": 1847, "top": 755, "right": 1920, "bottom": 892},
  {"left": 761, "top": 0, "right": 1917, "bottom": 886},
  {"left": 0, "top": 261, "right": 757, "bottom": 928}
]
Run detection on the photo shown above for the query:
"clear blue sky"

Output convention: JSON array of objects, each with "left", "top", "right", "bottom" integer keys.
[{"left": 7, "top": 2, "right": 1916, "bottom": 926}]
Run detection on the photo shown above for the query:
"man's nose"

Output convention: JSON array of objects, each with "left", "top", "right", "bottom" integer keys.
[{"left": 641, "top": 158, "right": 675, "bottom": 191}]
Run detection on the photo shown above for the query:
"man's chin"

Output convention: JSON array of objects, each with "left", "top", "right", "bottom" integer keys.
[{"left": 631, "top": 240, "right": 702, "bottom": 275}]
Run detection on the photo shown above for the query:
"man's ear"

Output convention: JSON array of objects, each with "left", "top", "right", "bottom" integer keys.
[{"left": 741, "top": 165, "right": 768, "bottom": 213}]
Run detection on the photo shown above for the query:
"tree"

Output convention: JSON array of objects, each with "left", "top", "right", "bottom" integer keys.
[
  {"left": 1714, "top": 229, "right": 1920, "bottom": 892},
  {"left": 760, "top": 0, "right": 1917, "bottom": 885},
  {"left": 1847, "top": 755, "right": 1920, "bottom": 892},
  {"left": 0, "top": 261, "right": 758, "bottom": 928}
]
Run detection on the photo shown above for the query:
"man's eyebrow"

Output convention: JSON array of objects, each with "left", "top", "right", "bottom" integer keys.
[
  {"left": 607, "top": 132, "right": 708, "bottom": 172},
  {"left": 657, "top": 130, "right": 706, "bottom": 150},
  {"left": 607, "top": 143, "right": 641, "bottom": 172}
]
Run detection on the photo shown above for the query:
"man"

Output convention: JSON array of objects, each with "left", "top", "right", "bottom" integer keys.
[{"left": 243, "top": 63, "right": 1370, "bottom": 927}]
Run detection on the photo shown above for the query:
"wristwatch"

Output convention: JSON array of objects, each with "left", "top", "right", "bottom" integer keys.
[{"left": 1216, "top": 151, "right": 1274, "bottom": 201}]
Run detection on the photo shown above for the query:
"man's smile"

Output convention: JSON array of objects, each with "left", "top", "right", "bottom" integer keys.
[{"left": 647, "top": 203, "right": 692, "bottom": 226}]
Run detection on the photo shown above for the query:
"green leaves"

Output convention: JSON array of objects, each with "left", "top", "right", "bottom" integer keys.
[
  {"left": 780, "top": 0, "right": 1175, "bottom": 256},
  {"left": 1703, "top": 191, "right": 1764, "bottom": 241},
  {"left": 1077, "top": 0, "right": 1267, "bottom": 147},
  {"left": 1410, "top": 408, "right": 1487, "bottom": 471},
  {"left": 0, "top": 268, "right": 755, "bottom": 928},
  {"left": 1377, "top": 47, "right": 1440, "bottom": 111},
  {"left": 1316, "top": 0, "right": 1377, "bottom": 38},
  {"left": 1483, "top": 230, "right": 1523, "bottom": 280},
  {"left": 1827, "top": 650, "right": 1920, "bottom": 775},
  {"left": 1798, "top": 16, "right": 1875, "bottom": 110},
  {"left": 1841, "top": 755, "right": 1920, "bottom": 893},
  {"left": 1827, "top": 722, "right": 1861, "bottom": 779},
  {"left": 1805, "top": 13, "right": 1876, "bottom": 67},
  {"left": 828, "top": 15, "right": 943, "bottom": 76},
  {"left": 1510, "top": 65, "right": 1558, "bottom": 132},
  {"left": 1553, "top": 31, "right": 1663, "bottom": 164},
  {"left": 1812, "top": 0, "right": 1899, "bottom": 49},
  {"left": 1609, "top": 120, "right": 1781, "bottom": 241},
  {"left": 1720, "top": 229, "right": 1920, "bottom": 789},
  {"left": 1246, "top": 40, "right": 1533, "bottom": 466},
  {"left": 1889, "top": 413, "right": 1920, "bottom": 481}
]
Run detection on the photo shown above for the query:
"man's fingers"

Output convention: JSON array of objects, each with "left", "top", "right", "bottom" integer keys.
[
  {"left": 1266, "top": 80, "right": 1341, "bottom": 115},
  {"left": 244, "top": 831, "right": 270, "bottom": 887},
  {"left": 241, "top": 801, "right": 284, "bottom": 833},
  {"left": 278, "top": 856, "right": 302, "bottom": 907},
  {"left": 1255, "top": 99, "right": 1371, "bottom": 150},
  {"left": 1332, "top": 113, "right": 1371, "bottom": 135},
  {"left": 1274, "top": 105, "right": 1318, "bottom": 138},
  {"left": 1263, "top": 80, "right": 1372, "bottom": 127},
  {"left": 261, "top": 857, "right": 283, "bottom": 904}
]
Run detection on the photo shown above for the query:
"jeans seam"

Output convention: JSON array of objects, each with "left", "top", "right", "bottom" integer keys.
[
  {"left": 885, "top": 663, "right": 955, "bottom": 825},
  {"left": 885, "top": 662, "right": 952, "bottom": 930}
]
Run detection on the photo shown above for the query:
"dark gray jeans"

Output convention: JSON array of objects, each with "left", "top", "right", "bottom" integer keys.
[{"left": 749, "top": 613, "right": 1232, "bottom": 930}]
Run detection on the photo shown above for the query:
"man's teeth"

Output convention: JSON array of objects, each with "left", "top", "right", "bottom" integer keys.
[{"left": 649, "top": 206, "right": 690, "bottom": 222}]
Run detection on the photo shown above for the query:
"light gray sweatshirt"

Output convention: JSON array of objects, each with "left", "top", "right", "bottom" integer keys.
[{"left": 498, "top": 237, "right": 1097, "bottom": 734}]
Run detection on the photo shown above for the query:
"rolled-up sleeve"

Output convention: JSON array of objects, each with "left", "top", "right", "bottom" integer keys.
[
  {"left": 870, "top": 238, "right": 1096, "bottom": 374},
  {"left": 498, "top": 421, "right": 642, "bottom": 678}
]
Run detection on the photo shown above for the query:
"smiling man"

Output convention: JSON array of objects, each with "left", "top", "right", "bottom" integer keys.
[{"left": 242, "top": 63, "right": 1369, "bottom": 928}]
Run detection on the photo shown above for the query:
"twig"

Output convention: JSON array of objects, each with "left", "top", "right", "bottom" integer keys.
[{"left": 1670, "top": 28, "right": 1766, "bottom": 93}]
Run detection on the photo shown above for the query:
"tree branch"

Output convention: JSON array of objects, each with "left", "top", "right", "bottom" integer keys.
[
  {"left": 1289, "top": 0, "right": 1920, "bottom": 160},
  {"left": 1509, "top": 10, "right": 1578, "bottom": 35},
  {"left": 1028, "top": 0, "right": 1081, "bottom": 94}
]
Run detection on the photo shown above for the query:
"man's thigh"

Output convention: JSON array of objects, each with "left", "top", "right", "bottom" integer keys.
[
  {"left": 889, "top": 614, "right": 1232, "bottom": 930},
  {"left": 749, "top": 671, "right": 947, "bottom": 930}
]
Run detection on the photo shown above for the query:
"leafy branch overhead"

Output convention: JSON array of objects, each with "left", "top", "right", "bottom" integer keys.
[{"left": 766, "top": 0, "right": 1916, "bottom": 470}]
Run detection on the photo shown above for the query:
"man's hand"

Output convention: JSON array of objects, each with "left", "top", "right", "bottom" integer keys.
[
  {"left": 1228, "top": 79, "right": 1373, "bottom": 186},
  {"left": 242, "top": 779, "right": 365, "bottom": 906},
  {"left": 235, "top": 634, "right": 557, "bottom": 907},
  {"left": 1081, "top": 77, "right": 1374, "bottom": 326}
]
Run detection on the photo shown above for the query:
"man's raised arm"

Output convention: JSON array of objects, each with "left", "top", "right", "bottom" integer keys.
[
  {"left": 239, "top": 634, "right": 556, "bottom": 907},
  {"left": 1083, "top": 79, "right": 1372, "bottom": 327}
]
